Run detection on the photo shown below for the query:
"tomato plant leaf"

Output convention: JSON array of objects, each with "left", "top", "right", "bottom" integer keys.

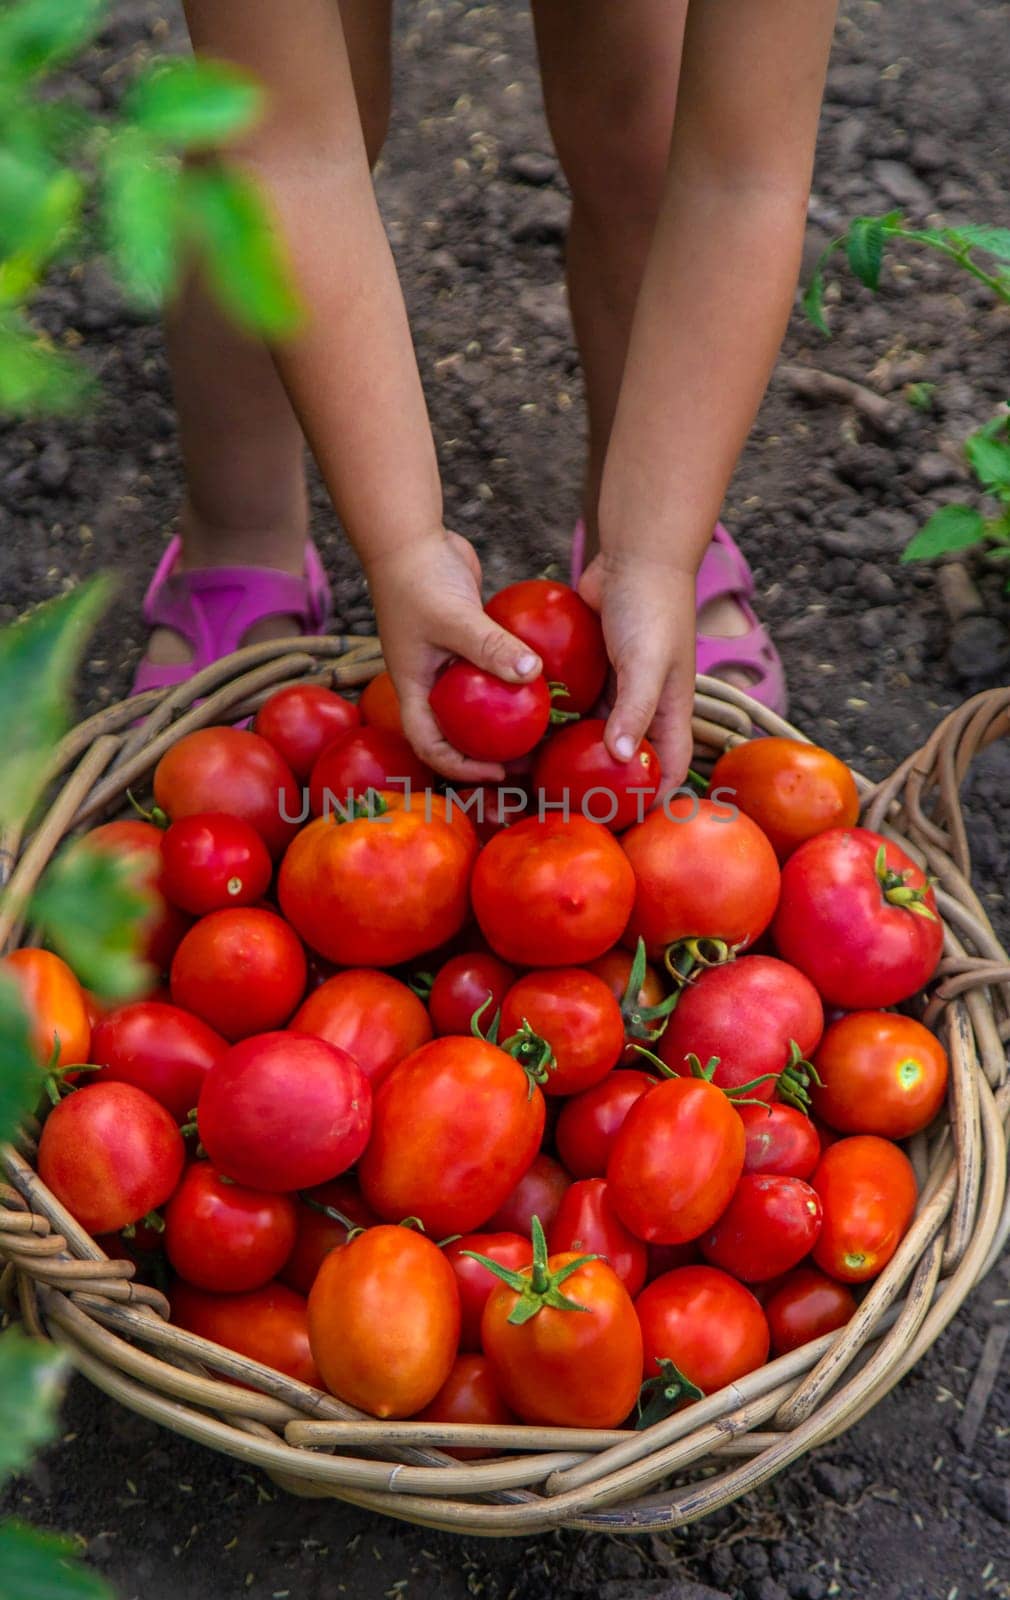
[
  {"left": 125, "top": 58, "right": 263, "bottom": 150},
  {"left": 102, "top": 128, "right": 180, "bottom": 307},
  {"left": 0, "top": 1329, "right": 67, "bottom": 1479},
  {"left": 182, "top": 164, "right": 301, "bottom": 337},
  {"left": 950, "top": 224, "right": 1010, "bottom": 263},
  {"left": 30, "top": 841, "right": 155, "bottom": 1002},
  {"left": 0, "top": 0, "right": 104, "bottom": 83},
  {"left": 801, "top": 267, "right": 829, "bottom": 335},
  {"left": 0, "top": 578, "right": 111, "bottom": 829},
  {"left": 964, "top": 426, "right": 1010, "bottom": 493},
  {"left": 0, "top": 1519, "right": 110, "bottom": 1599},
  {"left": 845, "top": 216, "right": 885, "bottom": 290},
  {"left": 0, "top": 310, "right": 93, "bottom": 416},
  {"left": 900, "top": 505, "right": 987, "bottom": 564},
  {"left": 0, "top": 972, "right": 42, "bottom": 1148}
]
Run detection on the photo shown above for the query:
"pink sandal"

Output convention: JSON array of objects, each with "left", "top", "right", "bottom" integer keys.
[
  {"left": 570, "top": 518, "right": 786, "bottom": 716},
  {"left": 132, "top": 536, "right": 333, "bottom": 696}
]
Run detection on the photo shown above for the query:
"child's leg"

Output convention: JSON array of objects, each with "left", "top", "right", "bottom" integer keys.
[{"left": 145, "top": 0, "right": 394, "bottom": 671}]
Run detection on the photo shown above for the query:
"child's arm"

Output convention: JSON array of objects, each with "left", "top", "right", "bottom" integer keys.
[
  {"left": 590, "top": 0, "right": 838, "bottom": 788},
  {"left": 184, "top": 0, "right": 540, "bottom": 782}
]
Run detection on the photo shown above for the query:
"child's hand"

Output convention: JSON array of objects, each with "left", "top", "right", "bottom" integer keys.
[
  {"left": 366, "top": 530, "right": 542, "bottom": 783},
  {"left": 578, "top": 550, "right": 696, "bottom": 800}
]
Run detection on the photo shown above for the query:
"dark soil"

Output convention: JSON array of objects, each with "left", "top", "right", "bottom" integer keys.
[{"left": 3, "top": 2, "right": 1010, "bottom": 1598}]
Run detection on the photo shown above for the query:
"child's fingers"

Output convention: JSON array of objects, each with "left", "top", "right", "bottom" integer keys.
[{"left": 443, "top": 610, "right": 542, "bottom": 685}]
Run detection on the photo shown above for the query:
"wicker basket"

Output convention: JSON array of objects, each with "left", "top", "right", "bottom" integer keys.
[{"left": 2, "top": 637, "right": 1009, "bottom": 1536}]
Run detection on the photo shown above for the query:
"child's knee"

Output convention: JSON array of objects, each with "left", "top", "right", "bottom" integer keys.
[{"left": 548, "top": 86, "right": 670, "bottom": 229}]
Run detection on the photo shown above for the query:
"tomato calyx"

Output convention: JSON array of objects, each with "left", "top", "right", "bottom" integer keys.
[
  {"left": 126, "top": 789, "right": 169, "bottom": 829},
  {"left": 547, "top": 683, "right": 581, "bottom": 727},
  {"left": 328, "top": 788, "right": 392, "bottom": 825},
  {"left": 123, "top": 1209, "right": 166, "bottom": 1240},
  {"left": 776, "top": 1039, "right": 823, "bottom": 1114},
  {"left": 408, "top": 970, "right": 434, "bottom": 1001},
  {"left": 619, "top": 938, "right": 679, "bottom": 1047},
  {"left": 873, "top": 844, "right": 938, "bottom": 923},
  {"left": 685, "top": 768, "right": 710, "bottom": 795},
  {"left": 663, "top": 937, "right": 738, "bottom": 989},
  {"left": 470, "top": 993, "right": 503, "bottom": 1046},
  {"left": 631, "top": 1045, "right": 780, "bottom": 1109},
  {"left": 299, "top": 1192, "right": 358, "bottom": 1233},
  {"left": 42, "top": 1062, "right": 100, "bottom": 1106},
  {"left": 499, "top": 1020, "right": 554, "bottom": 1096},
  {"left": 636, "top": 1357, "right": 705, "bottom": 1429},
  {"left": 463, "top": 1215, "right": 598, "bottom": 1326}
]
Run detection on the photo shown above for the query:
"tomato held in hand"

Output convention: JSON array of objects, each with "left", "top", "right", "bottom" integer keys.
[
  {"left": 608, "top": 1070, "right": 745, "bottom": 1245},
  {"left": 479, "top": 1221, "right": 642, "bottom": 1428},
  {"left": 658, "top": 955, "right": 823, "bottom": 1104},
  {"left": 291, "top": 969, "right": 432, "bottom": 1086},
  {"left": 170, "top": 908, "right": 307, "bottom": 1041},
  {"left": 764, "top": 1266, "right": 857, "bottom": 1356},
  {"left": 359, "top": 670, "right": 404, "bottom": 737},
  {"left": 358, "top": 1037, "right": 546, "bottom": 1236},
  {"left": 85, "top": 820, "right": 192, "bottom": 974},
  {"left": 772, "top": 828, "right": 943, "bottom": 1008},
  {"left": 38, "top": 1082, "right": 185, "bottom": 1235},
  {"left": 738, "top": 1102, "right": 821, "bottom": 1180},
  {"left": 428, "top": 952, "right": 516, "bottom": 1037},
  {"left": 164, "top": 1162, "right": 297, "bottom": 1293},
  {"left": 280, "top": 1178, "right": 379, "bottom": 1296},
  {"left": 533, "top": 720, "right": 661, "bottom": 832},
  {"left": 812, "top": 1011, "right": 949, "bottom": 1139},
  {"left": 429, "top": 662, "right": 551, "bottom": 763},
  {"left": 170, "top": 1280, "right": 321, "bottom": 1388},
  {"left": 472, "top": 816, "right": 635, "bottom": 966},
  {"left": 486, "top": 1153, "right": 571, "bottom": 1237},
  {"left": 549, "top": 1178, "right": 648, "bottom": 1297},
  {"left": 709, "top": 738, "right": 860, "bottom": 862},
  {"left": 499, "top": 968, "right": 625, "bottom": 1096},
  {"left": 153, "top": 727, "right": 302, "bottom": 859},
  {"left": 621, "top": 797, "right": 781, "bottom": 959},
  {"left": 414, "top": 1354, "right": 518, "bottom": 1458},
  {"left": 444, "top": 1232, "right": 534, "bottom": 1351},
  {"left": 699, "top": 1174, "right": 823, "bottom": 1283},
  {"left": 308, "top": 728, "right": 434, "bottom": 814},
  {"left": 635, "top": 1266, "right": 770, "bottom": 1411},
  {"left": 555, "top": 1070, "right": 658, "bottom": 1178},
  {"left": 485, "top": 579, "right": 607, "bottom": 716},
  {"left": 308, "top": 1225, "right": 460, "bottom": 1417},
  {"left": 812, "top": 1135, "right": 918, "bottom": 1283},
  {"left": 198, "top": 1031, "right": 371, "bottom": 1191},
  {"left": 90, "top": 999, "right": 227, "bottom": 1121},
  {"left": 2, "top": 948, "right": 90, "bottom": 1070},
  {"left": 159, "top": 813, "right": 272, "bottom": 916},
  {"left": 253, "top": 683, "right": 360, "bottom": 781}
]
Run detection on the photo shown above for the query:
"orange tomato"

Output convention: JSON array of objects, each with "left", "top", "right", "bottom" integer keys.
[
  {"left": 3, "top": 948, "right": 90, "bottom": 1069},
  {"left": 709, "top": 738, "right": 860, "bottom": 863},
  {"left": 359, "top": 670, "right": 404, "bottom": 737}
]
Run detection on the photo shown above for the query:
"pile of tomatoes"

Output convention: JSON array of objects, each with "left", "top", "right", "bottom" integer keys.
[{"left": 6, "top": 578, "right": 950, "bottom": 1438}]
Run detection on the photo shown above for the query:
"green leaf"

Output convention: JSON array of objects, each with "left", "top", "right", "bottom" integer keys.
[
  {"left": 31, "top": 841, "right": 155, "bottom": 1002},
  {"left": 0, "top": 167, "right": 82, "bottom": 305},
  {"left": 0, "top": 0, "right": 105, "bottom": 82},
  {"left": 901, "top": 504, "right": 987, "bottom": 563},
  {"left": 183, "top": 164, "right": 301, "bottom": 337},
  {"left": 950, "top": 224, "right": 1010, "bottom": 263},
  {"left": 0, "top": 972, "right": 42, "bottom": 1148},
  {"left": 801, "top": 267, "right": 829, "bottom": 335},
  {"left": 0, "top": 1329, "right": 67, "bottom": 1479},
  {"left": 0, "top": 312, "right": 92, "bottom": 417},
  {"left": 845, "top": 216, "right": 885, "bottom": 290},
  {"left": 0, "top": 1519, "right": 110, "bottom": 1599},
  {"left": 965, "top": 426, "right": 1010, "bottom": 492},
  {"left": 125, "top": 58, "right": 262, "bottom": 150},
  {"left": 102, "top": 128, "right": 180, "bottom": 307},
  {"left": 0, "top": 578, "right": 111, "bottom": 828}
]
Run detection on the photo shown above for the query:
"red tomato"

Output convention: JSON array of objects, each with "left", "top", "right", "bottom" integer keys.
[
  {"left": 549, "top": 1178, "right": 648, "bottom": 1296},
  {"left": 480, "top": 1235, "right": 642, "bottom": 1427},
  {"left": 291, "top": 969, "right": 432, "bottom": 1086},
  {"left": 278, "top": 800, "right": 472, "bottom": 969},
  {"left": 3, "top": 948, "right": 90, "bottom": 1070},
  {"left": 636, "top": 1265, "right": 770, "bottom": 1402},
  {"left": 453, "top": 785, "right": 531, "bottom": 843},
  {"left": 38, "top": 1082, "right": 185, "bottom": 1235},
  {"left": 159, "top": 813, "right": 272, "bottom": 916},
  {"left": 811, "top": 1135, "right": 918, "bottom": 1282},
  {"left": 472, "top": 816, "right": 635, "bottom": 966},
  {"left": 428, "top": 952, "right": 516, "bottom": 1037},
  {"left": 533, "top": 720, "right": 660, "bottom": 832},
  {"left": 170, "top": 1280, "right": 321, "bottom": 1388},
  {"left": 429, "top": 662, "right": 551, "bottom": 763},
  {"left": 253, "top": 683, "right": 360, "bottom": 781},
  {"left": 308, "top": 728, "right": 434, "bottom": 815},
  {"left": 738, "top": 1102, "right": 821, "bottom": 1180},
  {"left": 658, "top": 956, "right": 824, "bottom": 1104},
  {"left": 280, "top": 1178, "right": 379, "bottom": 1295},
  {"left": 170, "top": 908, "right": 306, "bottom": 1041},
  {"left": 153, "top": 727, "right": 301, "bottom": 859},
  {"left": 586, "top": 947, "right": 672, "bottom": 1065},
  {"left": 198, "top": 1031, "right": 371, "bottom": 1192},
  {"left": 621, "top": 797, "right": 781, "bottom": 958},
  {"left": 485, "top": 579, "right": 607, "bottom": 716},
  {"left": 414, "top": 1354, "right": 518, "bottom": 1458},
  {"left": 85, "top": 820, "right": 191, "bottom": 974},
  {"left": 499, "top": 968, "right": 625, "bottom": 1096},
  {"left": 699, "top": 1174, "right": 823, "bottom": 1283},
  {"left": 164, "top": 1162, "right": 297, "bottom": 1293},
  {"left": 444, "top": 1232, "right": 534, "bottom": 1351},
  {"left": 555, "top": 1070, "right": 658, "bottom": 1178},
  {"left": 772, "top": 828, "right": 943, "bottom": 1008},
  {"left": 608, "top": 1073, "right": 745, "bottom": 1245},
  {"left": 709, "top": 738, "right": 860, "bottom": 862},
  {"left": 486, "top": 1152, "right": 572, "bottom": 1237},
  {"left": 307, "top": 1225, "right": 460, "bottom": 1417},
  {"left": 358, "top": 1038, "right": 546, "bottom": 1236},
  {"left": 90, "top": 1000, "right": 227, "bottom": 1121},
  {"left": 359, "top": 670, "right": 404, "bottom": 737},
  {"left": 812, "top": 1011, "right": 949, "bottom": 1139},
  {"left": 765, "top": 1266, "right": 857, "bottom": 1356}
]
